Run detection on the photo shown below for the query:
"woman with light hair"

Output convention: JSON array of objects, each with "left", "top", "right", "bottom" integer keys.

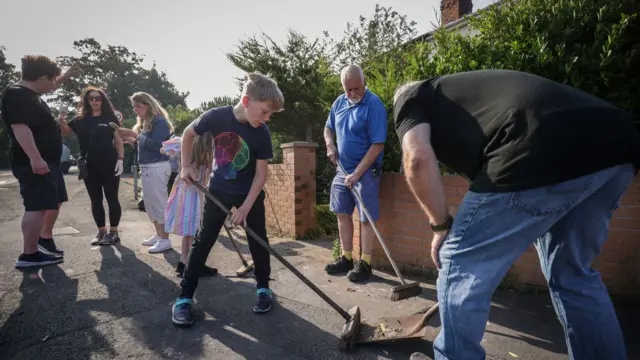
[{"left": 117, "top": 92, "right": 174, "bottom": 253}]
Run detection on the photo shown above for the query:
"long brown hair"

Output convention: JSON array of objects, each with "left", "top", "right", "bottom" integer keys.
[
  {"left": 190, "top": 132, "right": 213, "bottom": 168},
  {"left": 76, "top": 86, "right": 118, "bottom": 122}
]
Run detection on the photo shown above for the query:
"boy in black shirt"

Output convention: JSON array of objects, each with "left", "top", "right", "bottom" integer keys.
[
  {"left": 0, "top": 55, "right": 80, "bottom": 268},
  {"left": 394, "top": 69, "right": 640, "bottom": 360},
  {"left": 172, "top": 72, "right": 284, "bottom": 326}
]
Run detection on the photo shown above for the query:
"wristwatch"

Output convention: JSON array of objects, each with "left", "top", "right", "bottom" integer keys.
[{"left": 430, "top": 215, "right": 453, "bottom": 233}]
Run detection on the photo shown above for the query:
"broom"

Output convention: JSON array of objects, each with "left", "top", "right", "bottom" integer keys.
[
  {"left": 222, "top": 222, "right": 254, "bottom": 277},
  {"left": 189, "top": 178, "right": 362, "bottom": 352},
  {"left": 337, "top": 160, "right": 422, "bottom": 301}
]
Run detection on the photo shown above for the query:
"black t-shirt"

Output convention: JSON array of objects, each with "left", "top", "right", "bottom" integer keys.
[
  {"left": 193, "top": 106, "right": 273, "bottom": 196},
  {"left": 0, "top": 84, "right": 63, "bottom": 168},
  {"left": 394, "top": 69, "right": 640, "bottom": 193},
  {"left": 67, "top": 113, "right": 119, "bottom": 166}
]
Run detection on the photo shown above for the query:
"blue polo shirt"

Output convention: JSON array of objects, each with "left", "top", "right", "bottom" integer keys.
[{"left": 325, "top": 89, "right": 388, "bottom": 173}]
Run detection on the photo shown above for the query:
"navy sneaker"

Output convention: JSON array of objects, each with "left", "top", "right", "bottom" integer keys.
[
  {"left": 253, "top": 288, "right": 273, "bottom": 314},
  {"left": 15, "top": 251, "right": 64, "bottom": 268},
  {"left": 38, "top": 238, "right": 63, "bottom": 257},
  {"left": 172, "top": 297, "right": 194, "bottom": 326}
]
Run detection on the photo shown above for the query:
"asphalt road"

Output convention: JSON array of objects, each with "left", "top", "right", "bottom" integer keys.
[{"left": 0, "top": 171, "right": 638, "bottom": 360}]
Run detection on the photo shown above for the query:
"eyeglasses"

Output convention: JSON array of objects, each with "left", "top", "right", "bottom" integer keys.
[{"left": 88, "top": 96, "right": 102, "bottom": 102}]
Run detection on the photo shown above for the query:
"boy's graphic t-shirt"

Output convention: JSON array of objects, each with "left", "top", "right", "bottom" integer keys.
[{"left": 193, "top": 106, "right": 273, "bottom": 196}]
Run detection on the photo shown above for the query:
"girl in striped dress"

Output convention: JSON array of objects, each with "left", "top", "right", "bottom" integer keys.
[{"left": 163, "top": 133, "right": 217, "bottom": 277}]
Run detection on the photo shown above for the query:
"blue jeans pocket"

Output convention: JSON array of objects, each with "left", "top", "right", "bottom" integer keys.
[{"left": 509, "top": 174, "right": 596, "bottom": 216}]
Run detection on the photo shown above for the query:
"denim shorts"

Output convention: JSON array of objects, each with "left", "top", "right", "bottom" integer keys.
[{"left": 329, "top": 165, "right": 381, "bottom": 222}]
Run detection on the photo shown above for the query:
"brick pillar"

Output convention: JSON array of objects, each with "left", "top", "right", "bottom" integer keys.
[
  {"left": 282, "top": 141, "right": 318, "bottom": 239},
  {"left": 441, "top": 0, "right": 473, "bottom": 25}
]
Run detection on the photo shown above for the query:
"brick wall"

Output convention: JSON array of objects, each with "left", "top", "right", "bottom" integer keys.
[
  {"left": 264, "top": 142, "right": 317, "bottom": 239},
  {"left": 353, "top": 173, "right": 640, "bottom": 297}
]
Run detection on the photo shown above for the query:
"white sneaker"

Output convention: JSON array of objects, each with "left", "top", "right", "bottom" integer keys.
[
  {"left": 148, "top": 238, "right": 172, "bottom": 253},
  {"left": 142, "top": 235, "right": 159, "bottom": 246}
]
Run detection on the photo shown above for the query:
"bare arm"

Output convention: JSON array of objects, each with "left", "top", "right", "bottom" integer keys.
[
  {"left": 354, "top": 143, "right": 384, "bottom": 176},
  {"left": 323, "top": 127, "right": 335, "bottom": 147},
  {"left": 180, "top": 124, "right": 197, "bottom": 175},
  {"left": 241, "top": 159, "right": 268, "bottom": 211},
  {"left": 58, "top": 114, "right": 73, "bottom": 136},
  {"left": 10, "top": 124, "right": 43, "bottom": 161},
  {"left": 113, "top": 130, "right": 124, "bottom": 160},
  {"left": 402, "top": 123, "right": 448, "bottom": 224},
  {"left": 53, "top": 65, "right": 81, "bottom": 90}
]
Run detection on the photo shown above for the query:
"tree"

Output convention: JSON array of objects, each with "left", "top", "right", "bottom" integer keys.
[
  {"left": 53, "top": 38, "right": 189, "bottom": 119},
  {"left": 364, "top": 0, "right": 640, "bottom": 175},
  {"left": 167, "top": 95, "right": 241, "bottom": 135},
  {"left": 334, "top": 4, "right": 419, "bottom": 68},
  {"left": 227, "top": 30, "right": 341, "bottom": 142},
  {"left": 0, "top": 46, "right": 19, "bottom": 168}
]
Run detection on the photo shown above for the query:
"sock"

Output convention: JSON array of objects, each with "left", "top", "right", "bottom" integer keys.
[
  {"left": 342, "top": 250, "right": 352, "bottom": 260},
  {"left": 257, "top": 288, "right": 272, "bottom": 297},
  {"left": 361, "top": 254, "right": 371, "bottom": 265},
  {"left": 39, "top": 237, "right": 52, "bottom": 241}
]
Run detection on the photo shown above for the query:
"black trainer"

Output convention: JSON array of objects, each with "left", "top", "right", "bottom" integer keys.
[
  {"left": 172, "top": 297, "right": 194, "bottom": 326},
  {"left": 347, "top": 260, "right": 372, "bottom": 282},
  {"left": 253, "top": 288, "right": 273, "bottom": 313},
  {"left": 16, "top": 251, "right": 64, "bottom": 268},
  {"left": 175, "top": 261, "right": 186, "bottom": 277},
  {"left": 98, "top": 232, "right": 120, "bottom": 245},
  {"left": 38, "top": 238, "right": 63, "bottom": 257},
  {"left": 324, "top": 256, "right": 354, "bottom": 275}
]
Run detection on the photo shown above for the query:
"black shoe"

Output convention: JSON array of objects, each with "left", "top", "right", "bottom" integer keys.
[
  {"left": 324, "top": 256, "right": 354, "bottom": 275},
  {"left": 200, "top": 266, "right": 218, "bottom": 277},
  {"left": 347, "top": 260, "right": 372, "bottom": 282},
  {"left": 175, "top": 261, "right": 185, "bottom": 277},
  {"left": 16, "top": 251, "right": 64, "bottom": 268},
  {"left": 409, "top": 352, "right": 430, "bottom": 360},
  {"left": 98, "top": 232, "right": 120, "bottom": 245},
  {"left": 38, "top": 238, "right": 63, "bottom": 257},
  {"left": 253, "top": 288, "right": 273, "bottom": 313},
  {"left": 90, "top": 232, "right": 106, "bottom": 246},
  {"left": 172, "top": 297, "right": 194, "bottom": 326}
]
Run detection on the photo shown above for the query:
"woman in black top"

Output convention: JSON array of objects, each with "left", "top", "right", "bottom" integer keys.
[{"left": 59, "top": 86, "right": 124, "bottom": 246}]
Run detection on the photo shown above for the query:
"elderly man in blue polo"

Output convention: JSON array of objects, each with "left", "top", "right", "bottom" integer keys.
[{"left": 323, "top": 64, "right": 388, "bottom": 282}]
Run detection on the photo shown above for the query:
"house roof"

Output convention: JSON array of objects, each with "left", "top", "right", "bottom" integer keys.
[{"left": 409, "top": 0, "right": 504, "bottom": 44}]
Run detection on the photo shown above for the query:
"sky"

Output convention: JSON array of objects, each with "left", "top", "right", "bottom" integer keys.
[{"left": 1, "top": 0, "right": 496, "bottom": 109}]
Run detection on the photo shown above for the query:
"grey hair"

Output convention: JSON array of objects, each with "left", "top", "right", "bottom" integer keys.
[
  {"left": 340, "top": 64, "right": 365, "bottom": 85},
  {"left": 393, "top": 81, "right": 422, "bottom": 105}
]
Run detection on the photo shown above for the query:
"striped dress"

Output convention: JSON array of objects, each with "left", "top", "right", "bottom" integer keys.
[{"left": 164, "top": 164, "right": 211, "bottom": 236}]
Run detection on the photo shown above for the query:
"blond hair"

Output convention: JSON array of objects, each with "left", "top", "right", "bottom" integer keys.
[
  {"left": 242, "top": 72, "right": 285, "bottom": 112},
  {"left": 130, "top": 92, "right": 175, "bottom": 134}
]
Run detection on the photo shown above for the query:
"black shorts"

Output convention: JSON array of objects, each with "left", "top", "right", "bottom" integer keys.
[{"left": 11, "top": 163, "right": 69, "bottom": 212}]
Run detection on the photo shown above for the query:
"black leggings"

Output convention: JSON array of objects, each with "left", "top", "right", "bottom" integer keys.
[
  {"left": 83, "top": 166, "right": 122, "bottom": 228},
  {"left": 180, "top": 190, "right": 270, "bottom": 298}
]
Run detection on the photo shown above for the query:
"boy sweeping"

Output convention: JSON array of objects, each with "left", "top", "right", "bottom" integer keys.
[{"left": 172, "top": 72, "right": 284, "bottom": 326}]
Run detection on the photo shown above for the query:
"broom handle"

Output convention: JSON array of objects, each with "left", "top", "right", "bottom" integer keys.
[
  {"left": 223, "top": 222, "right": 249, "bottom": 266},
  {"left": 189, "top": 178, "right": 351, "bottom": 321},
  {"left": 336, "top": 160, "right": 408, "bottom": 286}
]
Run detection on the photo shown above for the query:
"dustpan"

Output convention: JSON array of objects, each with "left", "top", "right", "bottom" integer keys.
[{"left": 356, "top": 303, "right": 440, "bottom": 345}]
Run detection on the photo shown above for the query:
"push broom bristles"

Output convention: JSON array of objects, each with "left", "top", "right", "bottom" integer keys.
[
  {"left": 391, "top": 282, "right": 422, "bottom": 301},
  {"left": 339, "top": 306, "right": 361, "bottom": 353},
  {"left": 236, "top": 260, "right": 254, "bottom": 277}
]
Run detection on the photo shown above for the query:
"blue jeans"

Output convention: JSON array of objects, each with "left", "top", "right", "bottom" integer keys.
[
  {"left": 329, "top": 166, "right": 381, "bottom": 222},
  {"left": 434, "top": 163, "right": 634, "bottom": 360}
]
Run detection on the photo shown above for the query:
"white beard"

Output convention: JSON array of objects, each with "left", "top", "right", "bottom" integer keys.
[{"left": 347, "top": 96, "right": 361, "bottom": 105}]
